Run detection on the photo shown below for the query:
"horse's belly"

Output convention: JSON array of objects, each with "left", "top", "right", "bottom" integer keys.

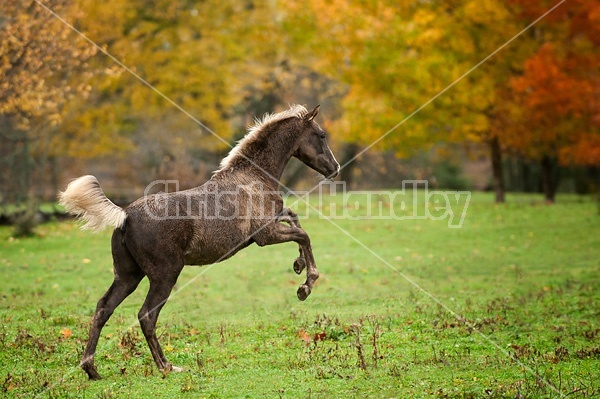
[{"left": 184, "top": 237, "right": 253, "bottom": 265}]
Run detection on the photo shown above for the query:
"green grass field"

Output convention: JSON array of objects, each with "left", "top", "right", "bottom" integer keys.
[{"left": 0, "top": 192, "right": 598, "bottom": 398}]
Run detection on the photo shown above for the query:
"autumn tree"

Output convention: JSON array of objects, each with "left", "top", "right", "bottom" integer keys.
[
  {"left": 0, "top": 0, "right": 96, "bottom": 203},
  {"left": 281, "top": 0, "right": 534, "bottom": 199},
  {"left": 402, "top": 0, "right": 532, "bottom": 203},
  {"left": 1, "top": 0, "right": 345, "bottom": 198},
  {"left": 281, "top": 0, "right": 599, "bottom": 201},
  {"left": 281, "top": 1, "right": 442, "bottom": 186},
  {"left": 503, "top": 0, "right": 600, "bottom": 202},
  {"left": 51, "top": 0, "right": 303, "bottom": 190}
]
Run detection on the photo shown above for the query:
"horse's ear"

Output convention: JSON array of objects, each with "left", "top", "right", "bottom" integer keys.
[{"left": 305, "top": 105, "right": 320, "bottom": 122}]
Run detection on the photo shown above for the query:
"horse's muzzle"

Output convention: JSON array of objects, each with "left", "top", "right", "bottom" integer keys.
[{"left": 325, "top": 163, "right": 340, "bottom": 179}]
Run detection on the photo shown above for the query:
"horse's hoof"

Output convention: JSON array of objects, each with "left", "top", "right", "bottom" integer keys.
[
  {"left": 293, "top": 257, "right": 306, "bottom": 274},
  {"left": 82, "top": 364, "right": 102, "bottom": 380},
  {"left": 297, "top": 284, "right": 311, "bottom": 301}
]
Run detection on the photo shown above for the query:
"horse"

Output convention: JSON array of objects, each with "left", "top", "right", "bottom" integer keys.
[{"left": 58, "top": 104, "right": 339, "bottom": 380}]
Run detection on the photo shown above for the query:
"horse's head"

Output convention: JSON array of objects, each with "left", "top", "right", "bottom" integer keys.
[{"left": 293, "top": 105, "right": 340, "bottom": 179}]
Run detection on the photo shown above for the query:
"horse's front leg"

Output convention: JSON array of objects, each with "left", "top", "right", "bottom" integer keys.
[
  {"left": 254, "top": 220, "right": 318, "bottom": 301},
  {"left": 296, "top": 242, "right": 318, "bottom": 301},
  {"left": 277, "top": 208, "right": 306, "bottom": 275}
]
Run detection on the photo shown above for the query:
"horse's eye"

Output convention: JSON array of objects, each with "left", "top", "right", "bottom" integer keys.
[{"left": 320, "top": 133, "right": 326, "bottom": 139}]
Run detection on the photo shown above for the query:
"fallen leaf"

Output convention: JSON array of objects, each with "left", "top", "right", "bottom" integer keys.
[
  {"left": 60, "top": 328, "right": 72, "bottom": 339},
  {"left": 298, "top": 329, "right": 311, "bottom": 343},
  {"left": 313, "top": 331, "right": 326, "bottom": 341}
]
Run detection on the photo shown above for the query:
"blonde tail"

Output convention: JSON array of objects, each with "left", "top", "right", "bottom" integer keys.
[{"left": 58, "top": 175, "right": 127, "bottom": 232}]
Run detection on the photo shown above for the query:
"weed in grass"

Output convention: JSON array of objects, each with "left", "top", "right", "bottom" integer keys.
[
  {"left": 118, "top": 328, "right": 142, "bottom": 360},
  {"left": 366, "top": 315, "right": 382, "bottom": 368},
  {"left": 180, "top": 373, "right": 200, "bottom": 393},
  {"left": 575, "top": 346, "right": 600, "bottom": 359},
  {"left": 350, "top": 322, "right": 368, "bottom": 372},
  {"left": 219, "top": 322, "right": 227, "bottom": 345},
  {"left": 195, "top": 351, "right": 206, "bottom": 375}
]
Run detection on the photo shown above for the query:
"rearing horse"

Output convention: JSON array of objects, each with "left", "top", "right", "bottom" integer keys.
[{"left": 59, "top": 105, "right": 339, "bottom": 379}]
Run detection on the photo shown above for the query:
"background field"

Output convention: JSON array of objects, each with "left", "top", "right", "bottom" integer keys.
[{"left": 0, "top": 192, "right": 598, "bottom": 398}]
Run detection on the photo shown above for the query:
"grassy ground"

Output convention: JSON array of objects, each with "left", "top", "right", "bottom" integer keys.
[{"left": 0, "top": 191, "right": 598, "bottom": 398}]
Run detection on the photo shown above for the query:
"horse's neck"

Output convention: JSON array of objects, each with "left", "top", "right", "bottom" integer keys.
[
  {"left": 234, "top": 136, "right": 296, "bottom": 187},
  {"left": 253, "top": 152, "right": 292, "bottom": 184},
  {"left": 213, "top": 155, "right": 287, "bottom": 192}
]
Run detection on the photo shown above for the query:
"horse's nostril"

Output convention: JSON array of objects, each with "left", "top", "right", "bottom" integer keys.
[{"left": 333, "top": 165, "right": 340, "bottom": 178}]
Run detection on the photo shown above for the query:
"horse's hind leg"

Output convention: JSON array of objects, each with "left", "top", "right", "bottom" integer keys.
[
  {"left": 297, "top": 245, "right": 318, "bottom": 301},
  {"left": 81, "top": 235, "right": 144, "bottom": 380},
  {"left": 137, "top": 263, "right": 183, "bottom": 373}
]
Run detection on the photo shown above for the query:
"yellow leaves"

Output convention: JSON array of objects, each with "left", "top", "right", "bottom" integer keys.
[
  {"left": 413, "top": 9, "right": 436, "bottom": 26},
  {"left": 0, "top": 0, "right": 98, "bottom": 158},
  {"left": 463, "top": 0, "right": 510, "bottom": 26}
]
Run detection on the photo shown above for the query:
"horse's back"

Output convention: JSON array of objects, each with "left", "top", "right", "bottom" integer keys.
[{"left": 121, "top": 184, "right": 257, "bottom": 266}]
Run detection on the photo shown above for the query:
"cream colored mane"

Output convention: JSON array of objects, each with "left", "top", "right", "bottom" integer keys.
[{"left": 218, "top": 104, "right": 308, "bottom": 170}]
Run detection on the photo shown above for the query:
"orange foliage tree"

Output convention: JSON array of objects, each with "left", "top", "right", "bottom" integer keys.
[
  {"left": 282, "top": 0, "right": 599, "bottom": 201},
  {"left": 503, "top": 0, "right": 600, "bottom": 202}
]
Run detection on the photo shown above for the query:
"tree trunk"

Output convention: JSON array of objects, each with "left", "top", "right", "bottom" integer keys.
[
  {"left": 21, "top": 137, "right": 31, "bottom": 204},
  {"left": 338, "top": 143, "right": 359, "bottom": 190},
  {"left": 541, "top": 155, "right": 555, "bottom": 204},
  {"left": 489, "top": 136, "right": 505, "bottom": 203}
]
